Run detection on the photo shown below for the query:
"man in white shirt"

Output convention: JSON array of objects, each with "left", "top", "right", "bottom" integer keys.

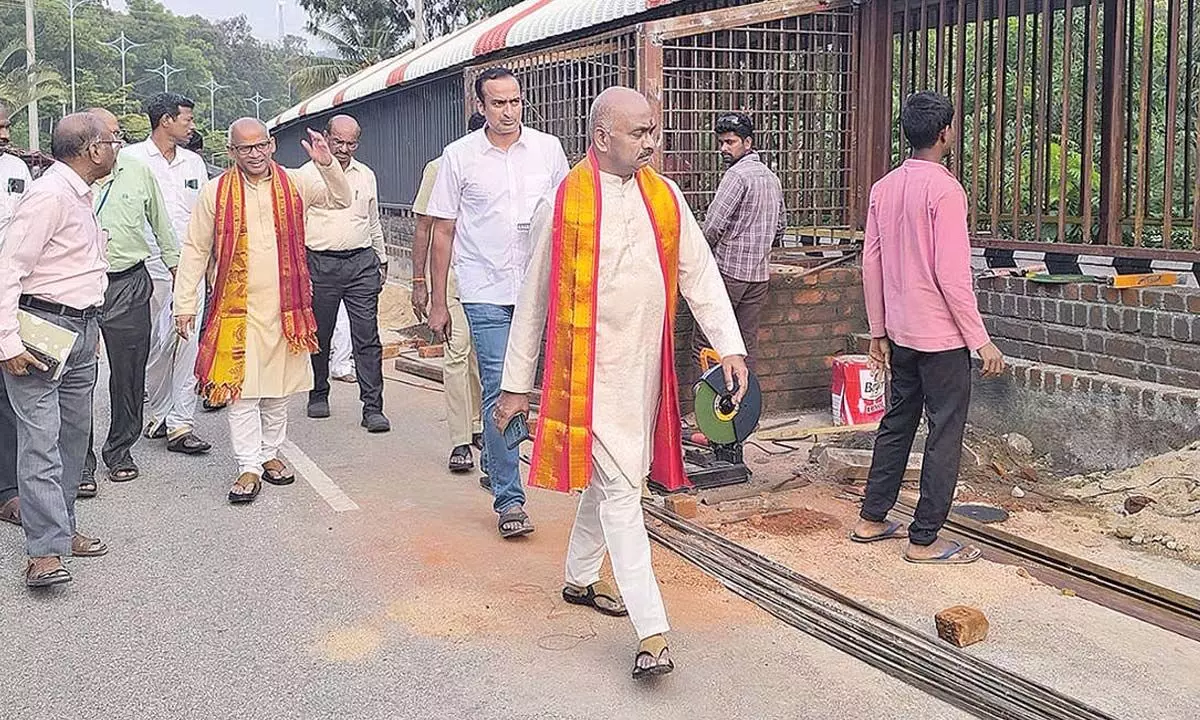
[
  {"left": 0, "top": 100, "right": 35, "bottom": 528},
  {"left": 0, "top": 101, "right": 34, "bottom": 238},
  {"left": 125, "top": 93, "right": 213, "bottom": 455},
  {"left": 426, "top": 67, "right": 569, "bottom": 538}
]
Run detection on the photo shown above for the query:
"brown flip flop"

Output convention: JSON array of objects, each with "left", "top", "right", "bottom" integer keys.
[
  {"left": 261, "top": 459, "right": 295, "bottom": 486},
  {"left": 0, "top": 497, "right": 20, "bottom": 526},
  {"left": 26, "top": 557, "right": 72, "bottom": 588}
]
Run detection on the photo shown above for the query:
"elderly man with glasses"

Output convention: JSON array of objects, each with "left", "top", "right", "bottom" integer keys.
[
  {"left": 296, "top": 114, "right": 389, "bottom": 433},
  {"left": 172, "top": 117, "right": 351, "bottom": 505},
  {"left": 0, "top": 113, "right": 119, "bottom": 586},
  {"left": 78, "top": 108, "right": 180, "bottom": 495}
]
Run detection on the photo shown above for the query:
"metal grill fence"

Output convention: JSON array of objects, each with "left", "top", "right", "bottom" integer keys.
[
  {"left": 892, "top": 0, "right": 1200, "bottom": 251},
  {"left": 661, "top": 9, "right": 857, "bottom": 233}
]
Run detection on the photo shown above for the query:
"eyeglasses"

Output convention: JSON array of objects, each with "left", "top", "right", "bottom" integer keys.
[
  {"left": 230, "top": 141, "right": 273, "bottom": 157},
  {"left": 328, "top": 139, "right": 359, "bottom": 150},
  {"left": 94, "top": 137, "right": 124, "bottom": 150}
]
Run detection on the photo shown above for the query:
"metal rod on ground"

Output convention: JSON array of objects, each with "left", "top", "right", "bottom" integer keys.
[{"left": 645, "top": 503, "right": 1120, "bottom": 720}]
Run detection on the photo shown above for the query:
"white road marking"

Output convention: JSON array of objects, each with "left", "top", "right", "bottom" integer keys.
[{"left": 281, "top": 440, "right": 360, "bottom": 512}]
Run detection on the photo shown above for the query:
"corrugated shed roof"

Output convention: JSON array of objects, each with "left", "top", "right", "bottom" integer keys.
[{"left": 269, "top": 0, "right": 678, "bottom": 128}]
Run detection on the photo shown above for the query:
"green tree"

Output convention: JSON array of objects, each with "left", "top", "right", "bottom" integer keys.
[{"left": 0, "top": 37, "right": 65, "bottom": 116}]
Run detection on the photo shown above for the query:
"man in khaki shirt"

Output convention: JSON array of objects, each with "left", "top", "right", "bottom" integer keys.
[
  {"left": 411, "top": 112, "right": 486, "bottom": 473},
  {"left": 297, "top": 115, "right": 389, "bottom": 433}
]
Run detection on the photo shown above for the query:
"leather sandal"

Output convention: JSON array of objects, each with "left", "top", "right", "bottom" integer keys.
[
  {"left": 448, "top": 445, "right": 474, "bottom": 473},
  {"left": 167, "top": 432, "right": 212, "bottom": 455},
  {"left": 229, "top": 473, "right": 262, "bottom": 504},
  {"left": 26, "top": 557, "right": 72, "bottom": 588},
  {"left": 632, "top": 635, "right": 674, "bottom": 679},
  {"left": 562, "top": 580, "right": 628, "bottom": 617},
  {"left": 261, "top": 459, "right": 295, "bottom": 486},
  {"left": 0, "top": 497, "right": 20, "bottom": 526},
  {"left": 71, "top": 532, "right": 108, "bottom": 557}
]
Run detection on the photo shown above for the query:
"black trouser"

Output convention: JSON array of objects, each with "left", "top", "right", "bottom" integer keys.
[
  {"left": 85, "top": 262, "right": 152, "bottom": 473},
  {"left": 860, "top": 345, "right": 972, "bottom": 546},
  {"left": 307, "top": 248, "right": 384, "bottom": 416},
  {"left": 0, "top": 374, "right": 17, "bottom": 505}
]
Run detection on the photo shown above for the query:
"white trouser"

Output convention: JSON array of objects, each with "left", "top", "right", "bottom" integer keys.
[
  {"left": 330, "top": 303, "right": 354, "bottom": 378},
  {"left": 565, "top": 462, "right": 669, "bottom": 640},
  {"left": 145, "top": 257, "right": 203, "bottom": 436},
  {"left": 227, "top": 397, "right": 289, "bottom": 476},
  {"left": 444, "top": 293, "right": 481, "bottom": 447}
]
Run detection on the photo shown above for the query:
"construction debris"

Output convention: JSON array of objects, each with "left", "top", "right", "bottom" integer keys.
[
  {"left": 417, "top": 344, "right": 445, "bottom": 359},
  {"left": 1011, "top": 486, "right": 1027, "bottom": 499},
  {"left": 816, "top": 447, "right": 921, "bottom": 482},
  {"left": 755, "top": 421, "right": 879, "bottom": 443},
  {"left": 1003, "top": 433, "right": 1034, "bottom": 458},
  {"left": 665, "top": 494, "right": 698, "bottom": 519},
  {"left": 934, "top": 605, "right": 990, "bottom": 648}
]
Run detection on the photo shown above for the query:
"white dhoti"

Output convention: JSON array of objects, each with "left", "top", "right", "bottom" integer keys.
[
  {"left": 502, "top": 169, "right": 746, "bottom": 643},
  {"left": 329, "top": 302, "right": 355, "bottom": 379},
  {"left": 227, "top": 397, "right": 289, "bottom": 475},
  {"left": 566, "top": 462, "right": 668, "bottom": 640}
]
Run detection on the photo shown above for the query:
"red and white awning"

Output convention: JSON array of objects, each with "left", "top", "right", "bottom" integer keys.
[{"left": 269, "top": 0, "right": 678, "bottom": 128}]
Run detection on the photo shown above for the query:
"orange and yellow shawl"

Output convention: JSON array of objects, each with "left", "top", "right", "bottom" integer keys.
[
  {"left": 529, "top": 151, "right": 689, "bottom": 494},
  {"left": 195, "top": 163, "right": 320, "bottom": 403}
]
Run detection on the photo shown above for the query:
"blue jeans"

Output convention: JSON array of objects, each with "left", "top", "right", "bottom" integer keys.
[{"left": 462, "top": 303, "right": 524, "bottom": 514}]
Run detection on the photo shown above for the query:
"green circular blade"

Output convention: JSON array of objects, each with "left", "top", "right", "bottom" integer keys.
[{"left": 695, "top": 380, "right": 738, "bottom": 445}]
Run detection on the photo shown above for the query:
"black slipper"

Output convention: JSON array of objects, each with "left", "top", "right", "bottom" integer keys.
[{"left": 448, "top": 445, "right": 474, "bottom": 473}]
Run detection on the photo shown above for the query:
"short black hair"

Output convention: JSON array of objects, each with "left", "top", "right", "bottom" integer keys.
[
  {"left": 901, "top": 92, "right": 954, "bottom": 150},
  {"left": 715, "top": 112, "right": 753, "bottom": 140},
  {"left": 467, "top": 112, "right": 486, "bottom": 132},
  {"left": 145, "top": 92, "right": 195, "bottom": 130},
  {"left": 474, "top": 67, "right": 517, "bottom": 103}
]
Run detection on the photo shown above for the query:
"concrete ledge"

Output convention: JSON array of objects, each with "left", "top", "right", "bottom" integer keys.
[{"left": 970, "top": 358, "right": 1200, "bottom": 472}]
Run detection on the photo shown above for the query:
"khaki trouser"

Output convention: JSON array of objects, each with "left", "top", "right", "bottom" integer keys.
[{"left": 444, "top": 272, "right": 481, "bottom": 447}]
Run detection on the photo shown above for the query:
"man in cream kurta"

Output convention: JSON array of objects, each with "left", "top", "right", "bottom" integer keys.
[
  {"left": 498, "top": 87, "right": 747, "bottom": 678},
  {"left": 174, "top": 119, "right": 351, "bottom": 499}
]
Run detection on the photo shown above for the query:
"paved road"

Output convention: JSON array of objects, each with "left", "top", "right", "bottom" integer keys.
[
  {"left": 2, "top": 364, "right": 980, "bottom": 720},
  {"left": 8, "top": 360, "right": 1196, "bottom": 719}
]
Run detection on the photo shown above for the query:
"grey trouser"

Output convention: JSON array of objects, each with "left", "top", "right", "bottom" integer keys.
[{"left": 2, "top": 308, "right": 100, "bottom": 556}]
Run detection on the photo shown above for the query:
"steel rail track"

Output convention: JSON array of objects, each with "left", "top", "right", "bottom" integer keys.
[
  {"left": 644, "top": 503, "right": 1121, "bottom": 720},
  {"left": 891, "top": 500, "right": 1200, "bottom": 642}
]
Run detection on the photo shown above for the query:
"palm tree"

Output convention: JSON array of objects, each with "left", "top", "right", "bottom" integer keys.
[
  {"left": 289, "top": 9, "right": 409, "bottom": 98},
  {"left": 0, "top": 39, "right": 66, "bottom": 115}
]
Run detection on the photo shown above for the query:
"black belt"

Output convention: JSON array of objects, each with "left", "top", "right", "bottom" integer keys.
[
  {"left": 309, "top": 247, "right": 372, "bottom": 259},
  {"left": 19, "top": 295, "right": 102, "bottom": 320},
  {"left": 107, "top": 260, "right": 146, "bottom": 279}
]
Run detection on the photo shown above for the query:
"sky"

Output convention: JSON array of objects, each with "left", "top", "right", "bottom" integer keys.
[{"left": 109, "top": 0, "right": 311, "bottom": 44}]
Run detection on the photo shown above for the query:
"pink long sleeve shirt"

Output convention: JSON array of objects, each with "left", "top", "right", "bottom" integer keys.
[{"left": 863, "top": 158, "right": 990, "bottom": 353}]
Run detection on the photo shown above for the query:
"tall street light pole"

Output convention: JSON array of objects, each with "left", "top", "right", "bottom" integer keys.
[
  {"left": 245, "top": 93, "right": 273, "bottom": 121},
  {"left": 101, "top": 32, "right": 143, "bottom": 112},
  {"left": 199, "top": 77, "right": 228, "bottom": 130},
  {"left": 58, "top": 0, "right": 92, "bottom": 112},
  {"left": 147, "top": 60, "right": 182, "bottom": 93},
  {"left": 24, "top": 0, "right": 38, "bottom": 149}
]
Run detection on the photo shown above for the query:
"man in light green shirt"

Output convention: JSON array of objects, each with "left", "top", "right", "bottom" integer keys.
[{"left": 80, "top": 109, "right": 178, "bottom": 494}]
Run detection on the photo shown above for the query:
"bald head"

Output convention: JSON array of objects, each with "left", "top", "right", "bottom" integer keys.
[
  {"left": 53, "top": 113, "right": 106, "bottom": 161},
  {"left": 324, "top": 114, "right": 361, "bottom": 168},
  {"left": 587, "top": 87, "right": 649, "bottom": 137},
  {"left": 227, "top": 117, "right": 274, "bottom": 179},
  {"left": 52, "top": 112, "right": 118, "bottom": 182},
  {"left": 228, "top": 117, "right": 269, "bottom": 146},
  {"left": 588, "top": 87, "right": 657, "bottom": 178}
]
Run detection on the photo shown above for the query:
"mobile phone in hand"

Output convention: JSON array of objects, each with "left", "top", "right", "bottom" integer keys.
[
  {"left": 22, "top": 345, "right": 59, "bottom": 376},
  {"left": 503, "top": 413, "right": 530, "bottom": 450}
]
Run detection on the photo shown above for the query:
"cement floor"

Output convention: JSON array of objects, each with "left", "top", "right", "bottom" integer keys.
[{"left": 2, "top": 361, "right": 1196, "bottom": 719}]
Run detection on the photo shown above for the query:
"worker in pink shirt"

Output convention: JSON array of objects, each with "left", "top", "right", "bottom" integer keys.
[{"left": 850, "top": 92, "right": 1005, "bottom": 564}]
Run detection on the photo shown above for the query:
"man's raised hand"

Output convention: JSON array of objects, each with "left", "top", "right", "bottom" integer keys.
[{"left": 301, "top": 128, "right": 334, "bottom": 167}]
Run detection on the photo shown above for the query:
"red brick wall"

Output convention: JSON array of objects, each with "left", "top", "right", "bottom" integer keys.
[{"left": 676, "top": 263, "right": 867, "bottom": 414}]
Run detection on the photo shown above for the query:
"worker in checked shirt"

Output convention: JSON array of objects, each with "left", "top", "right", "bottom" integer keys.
[{"left": 693, "top": 112, "right": 784, "bottom": 373}]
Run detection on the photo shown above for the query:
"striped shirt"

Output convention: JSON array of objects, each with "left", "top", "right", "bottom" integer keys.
[{"left": 702, "top": 151, "right": 785, "bottom": 283}]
